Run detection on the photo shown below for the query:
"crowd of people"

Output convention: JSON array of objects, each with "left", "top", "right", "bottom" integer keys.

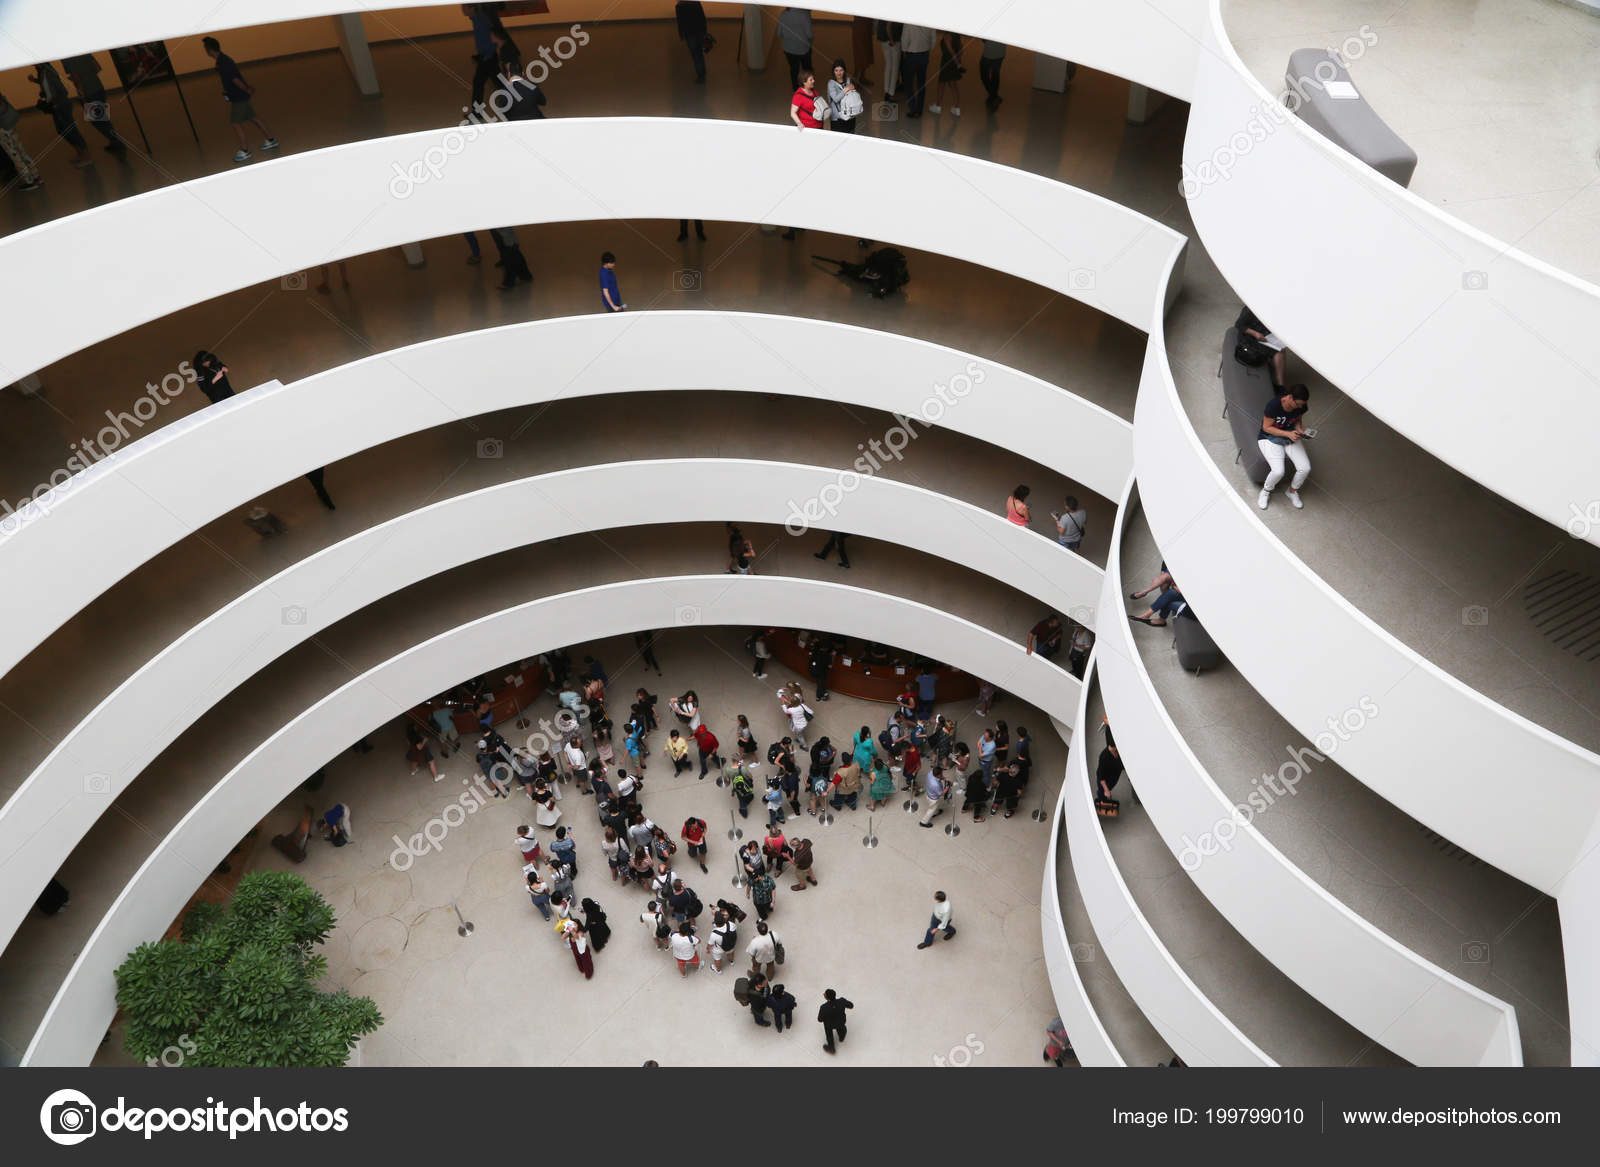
[{"left": 390, "top": 627, "right": 1033, "bottom": 1047}]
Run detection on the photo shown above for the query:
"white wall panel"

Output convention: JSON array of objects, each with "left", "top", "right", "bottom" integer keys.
[
  {"left": 1095, "top": 483, "right": 1520, "bottom": 1065},
  {"left": 23, "top": 574, "right": 1080, "bottom": 1065},
  {"left": 0, "top": 312, "right": 1130, "bottom": 684},
  {"left": 0, "top": 458, "right": 1097, "bottom": 961}
]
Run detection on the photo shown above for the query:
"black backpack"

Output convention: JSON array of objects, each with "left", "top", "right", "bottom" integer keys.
[{"left": 733, "top": 976, "right": 752, "bottom": 1006}]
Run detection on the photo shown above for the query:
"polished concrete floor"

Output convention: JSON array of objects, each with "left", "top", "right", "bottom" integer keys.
[
  {"left": 1084, "top": 681, "right": 1406, "bottom": 1066},
  {"left": 1226, "top": 0, "right": 1600, "bottom": 285},
  {"left": 1165, "top": 246, "right": 1600, "bottom": 759},
  {"left": 89, "top": 630, "right": 1066, "bottom": 1069},
  {"left": 0, "top": 522, "right": 1060, "bottom": 1063},
  {"left": 1118, "top": 495, "right": 1569, "bottom": 1066}
]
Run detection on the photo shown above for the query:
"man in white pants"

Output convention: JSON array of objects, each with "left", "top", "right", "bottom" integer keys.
[
  {"left": 1257, "top": 385, "right": 1311, "bottom": 510},
  {"left": 877, "top": 20, "right": 903, "bottom": 99}
]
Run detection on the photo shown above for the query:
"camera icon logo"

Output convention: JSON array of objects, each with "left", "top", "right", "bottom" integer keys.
[
  {"left": 674, "top": 605, "right": 701, "bottom": 626},
  {"left": 1069, "top": 268, "right": 1097, "bottom": 292},
  {"left": 1461, "top": 270, "right": 1488, "bottom": 291},
  {"left": 1069, "top": 941, "right": 1096, "bottom": 963},
  {"left": 1460, "top": 605, "right": 1489, "bottom": 626},
  {"left": 1461, "top": 940, "right": 1491, "bottom": 964},
  {"left": 40, "top": 1088, "right": 97, "bottom": 1145},
  {"left": 84, "top": 773, "right": 111, "bottom": 796},
  {"left": 282, "top": 605, "right": 307, "bottom": 626},
  {"left": 84, "top": 100, "right": 109, "bottom": 122},
  {"left": 673, "top": 269, "right": 703, "bottom": 292},
  {"left": 476, "top": 438, "right": 504, "bottom": 459},
  {"left": 281, "top": 271, "right": 309, "bottom": 291},
  {"left": 871, "top": 102, "right": 897, "bottom": 122}
]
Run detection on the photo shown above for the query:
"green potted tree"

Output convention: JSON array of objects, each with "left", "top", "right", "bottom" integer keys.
[{"left": 114, "top": 870, "right": 381, "bottom": 1066}]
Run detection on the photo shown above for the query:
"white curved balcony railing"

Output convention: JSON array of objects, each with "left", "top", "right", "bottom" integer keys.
[
  {"left": 12, "top": 0, "right": 1599, "bottom": 547},
  {"left": 1063, "top": 654, "right": 1273, "bottom": 1066},
  {"left": 1094, "top": 482, "right": 1521, "bottom": 1066},
  {"left": 0, "top": 1, "right": 1204, "bottom": 102},
  {"left": 1133, "top": 331, "right": 1600, "bottom": 901},
  {"left": 1185, "top": 6, "right": 1600, "bottom": 542},
  {"left": 0, "top": 457, "right": 1096, "bottom": 963},
  {"left": 1041, "top": 791, "right": 1125, "bottom": 1067},
  {"left": 0, "top": 311, "right": 1129, "bottom": 686},
  {"left": 0, "top": 118, "right": 1185, "bottom": 388},
  {"left": 23, "top": 573, "right": 1080, "bottom": 1065}
]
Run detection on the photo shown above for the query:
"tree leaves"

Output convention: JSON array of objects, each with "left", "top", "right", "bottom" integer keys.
[{"left": 113, "top": 871, "right": 381, "bottom": 1067}]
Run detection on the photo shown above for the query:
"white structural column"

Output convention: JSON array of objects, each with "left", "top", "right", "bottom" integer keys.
[
  {"left": 742, "top": 4, "right": 766, "bottom": 70},
  {"left": 332, "top": 13, "right": 380, "bottom": 97},
  {"left": 24, "top": 575, "right": 1080, "bottom": 1065}
]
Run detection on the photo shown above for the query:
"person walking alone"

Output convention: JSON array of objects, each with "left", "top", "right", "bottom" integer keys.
[
  {"left": 917, "top": 890, "right": 957, "bottom": 949},
  {"left": 777, "top": 7, "right": 814, "bottom": 89},
  {"left": 899, "top": 24, "right": 935, "bottom": 117},
  {"left": 818, "top": 988, "right": 853, "bottom": 1053},
  {"left": 599, "top": 251, "right": 626, "bottom": 311},
  {"left": 675, "top": 1, "right": 710, "bottom": 83},
  {"left": 61, "top": 54, "right": 125, "bottom": 153},
  {"left": 202, "top": 37, "right": 278, "bottom": 162},
  {"left": 978, "top": 39, "right": 1006, "bottom": 109},
  {"left": 29, "top": 62, "right": 92, "bottom": 167}
]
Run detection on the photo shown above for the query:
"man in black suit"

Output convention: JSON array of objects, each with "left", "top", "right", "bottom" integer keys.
[{"left": 818, "top": 987, "right": 854, "bottom": 1053}]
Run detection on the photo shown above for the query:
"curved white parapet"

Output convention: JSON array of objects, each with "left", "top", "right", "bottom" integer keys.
[
  {"left": 1094, "top": 483, "right": 1521, "bottom": 1065},
  {"left": 1133, "top": 333, "right": 1600, "bottom": 900},
  {"left": 0, "top": 311, "right": 1130, "bottom": 686},
  {"left": 22, "top": 574, "right": 1079, "bottom": 1065},
  {"left": 1040, "top": 785, "right": 1125, "bottom": 1067},
  {"left": 0, "top": 1, "right": 1204, "bottom": 102},
  {"left": 0, "top": 118, "right": 1184, "bottom": 387},
  {"left": 0, "top": 457, "right": 1098, "bottom": 961},
  {"left": 1184, "top": 6, "right": 1600, "bottom": 542},
  {"left": 1062, "top": 654, "right": 1273, "bottom": 1066}
]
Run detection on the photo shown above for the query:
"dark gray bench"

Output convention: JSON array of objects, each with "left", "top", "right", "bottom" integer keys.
[
  {"left": 1219, "top": 327, "right": 1271, "bottom": 484},
  {"left": 1173, "top": 609, "right": 1222, "bottom": 674},
  {"left": 1286, "top": 49, "right": 1417, "bottom": 188}
]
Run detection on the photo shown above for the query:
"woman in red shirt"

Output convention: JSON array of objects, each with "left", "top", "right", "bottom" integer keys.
[{"left": 790, "top": 70, "right": 824, "bottom": 129}]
